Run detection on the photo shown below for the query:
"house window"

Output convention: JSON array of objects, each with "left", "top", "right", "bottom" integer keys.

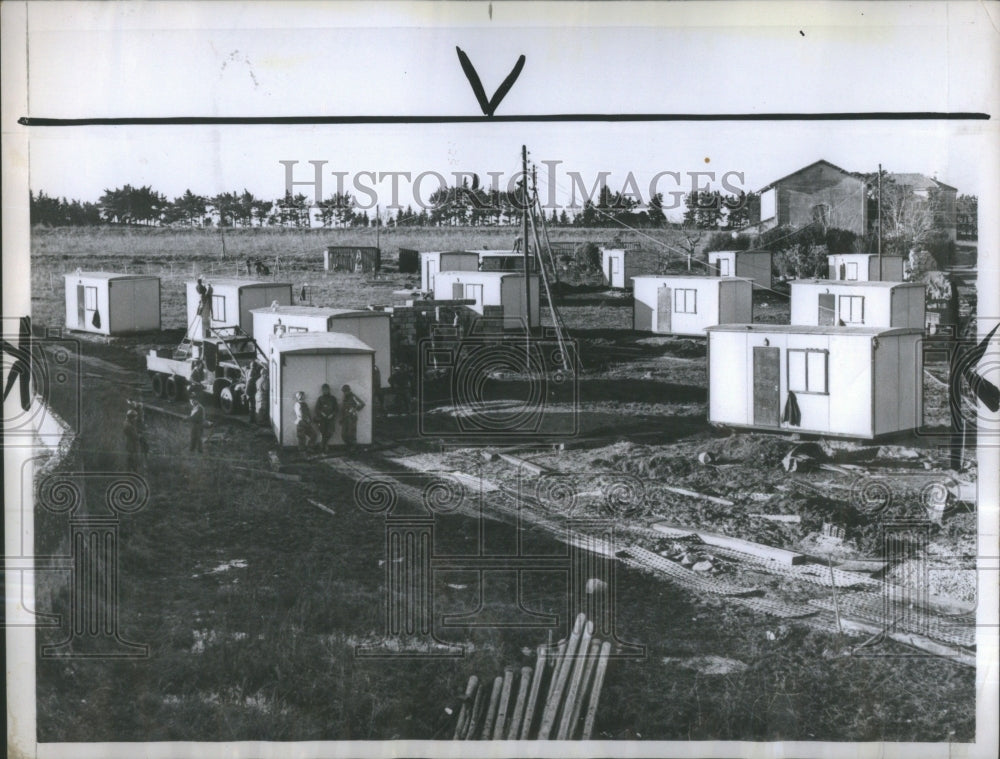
[
  {"left": 845, "top": 262, "right": 858, "bottom": 281},
  {"left": 465, "top": 284, "right": 483, "bottom": 304},
  {"left": 84, "top": 286, "right": 98, "bottom": 311},
  {"left": 211, "top": 294, "right": 226, "bottom": 322},
  {"left": 812, "top": 203, "right": 831, "bottom": 227},
  {"left": 788, "top": 349, "right": 829, "bottom": 394},
  {"left": 838, "top": 295, "right": 865, "bottom": 324},
  {"left": 674, "top": 288, "right": 697, "bottom": 314}
]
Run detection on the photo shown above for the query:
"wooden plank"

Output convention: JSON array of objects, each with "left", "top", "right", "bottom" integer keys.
[
  {"left": 519, "top": 644, "right": 548, "bottom": 739},
  {"left": 492, "top": 667, "right": 515, "bottom": 739},
  {"left": 452, "top": 675, "right": 478, "bottom": 740},
  {"left": 480, "top": 676, "right": 504, "bottom": 739},
  {"left": 695, "top": 528, "right": 805, "bottom": 566},
  {"left": 581, "top": 640, "right": 612, "bottom": 740},
  {"left": 566, "top": 639, "right": 601, "bottom": 739},
  {"left": 463, "top": 679, "right": 487, "bottom": 741},
  {"left": 506, "top": 666, "right": 533, "bottom": 740},
  {"left": 663, "top": 485, "right": 734, "bottom": 507},
  {"left": 538, "top": 614, "right": 585, "bottom": 739},
  {"left": 557, "top": 618, "right": 595, "bottom": 739},
  {"left": 496, "top": 452, "right": 548, "bottom": 476}
]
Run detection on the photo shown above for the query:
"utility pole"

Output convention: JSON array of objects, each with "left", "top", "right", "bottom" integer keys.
[
  {"left": 522, "top": 145, "right": 532, "bottom": 358},
  {"left": 375, "top": 203, "right": 380, "bottom": 251},
  {"left": 877, "top": 163, "right": 883, "bottom": 280}
]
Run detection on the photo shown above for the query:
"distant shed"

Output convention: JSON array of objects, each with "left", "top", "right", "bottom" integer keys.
[
  {"left": 828, "top": 253, "right": 904, "bottom": 282},
  {"left": 185, "top": 278, "right": 292, "bottom": 338},
  {"left": 64, "top": 271, "right": 161, "bottom": 335},
  {"left": 632, "top": 275, "right": 753, "bottom": 336},
  {"left": 600, "top": 248, "right": 642, "bottom": 289},
  {"left": 398, "top": 248, "right": 420, "bottom": 274},
  {"left": 706, "top": 250, "right": 773, "bottom": 291},
  {"left": 251, "top": 305, "right": 391, "bottom": 386},
  {"left": 789, "top": 280, "right": 925, "bottom": 330},
  {"left": 468, "top": 250, "right": 538, "bottom": 273},
  {"left": 324, "top": 246, "right": 381, "bottom": 273},
  {"left": 267, "top": 332, "right": 374, "bottom": 447},
  {"left": 707, "top": 324, "right": 924, "bottom": 439},
  {"left": 420, "top": 251, "right": 479, "bottom": 291}
]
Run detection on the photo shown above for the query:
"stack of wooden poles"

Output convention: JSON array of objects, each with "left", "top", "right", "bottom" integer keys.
[{"left": 451, "top": 613, "right": 612, "bottom": 741}]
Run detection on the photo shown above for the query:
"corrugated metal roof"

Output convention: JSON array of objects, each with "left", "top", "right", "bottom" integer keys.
[
  {"left": 249, "top": 305, "right": 386, "bottom": 318},
  {"left": 708, "top": 323, "right": 924, "bottom": 336},
  {"left": 269, "top": 332, "right": 375, "bottom": 354},
  {"left": 65, "top": 271, "right": 158, "bottom": 282},
  {"left": 758, "top": 159, "right": 857, "bottom": 192}
]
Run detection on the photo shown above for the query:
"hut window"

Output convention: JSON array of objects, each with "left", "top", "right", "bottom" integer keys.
[
  {"left": 838, "top": 295, "right": 865, "bottom": 324},
  {"left": 211, "top": 295, "right": 226, "bottom": 322},
  {"left": 465, "top": 284, "right": 483, "bottom": 303},
  {"left": 84, "top": 286, "right": 98, "bottom": 311},
  {"left": 286, "top": 326, "right": 308, "bottom": 333},
  {"left": 674, "top": 289, "right": 697, "bottom": 314},
  {"left": 788, "top": 349, "right": 828, "bottom": 394},
  {"left": 845, "top": 262, "right": 859, "bottom": 280}
]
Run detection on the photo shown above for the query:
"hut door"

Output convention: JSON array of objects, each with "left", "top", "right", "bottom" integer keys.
[
  {"left": 452, "top": 282, "right": 464, "bottom": 300},
  {"left": 608, "top": 255, "right": 619, "bottom": 286},
  {"left": 76, "top": 283, "right": 86, "bottom": 328},
  {"left": 656, "top": 286, "right": 671, "bottom": 333},
  {"left": 425, "top": 260, "right": 437, "bottom": 290},
  {"left": 752, "top": 346, "right": 781, "bottom": 427},
  {"left": 818, "top": 293, "right": 836, "bottom": 325}
]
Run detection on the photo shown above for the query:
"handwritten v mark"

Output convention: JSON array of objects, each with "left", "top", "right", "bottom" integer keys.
[{"left": 456, "top": 47, "right": 526, "bottom": 117}]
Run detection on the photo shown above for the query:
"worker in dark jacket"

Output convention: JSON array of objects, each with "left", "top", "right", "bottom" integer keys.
[
  {"left": 123, "top": 409, "right": 142, "bottom": 472},
  {"left": 188, "top": 395, "right": 206, "bottom": 453},
  {"left": 294, "top": 390, "right": 319, "bottom": 453},
  {"left": 340, "top": 384, "right": 366, "bottom": 450},
  {"left": 244, "top": 363, "right": 261, "bottom": 424},
  {"left": 314, "top": 384, "right": 339, "bottom": 452},
  {"left": 195, "top": 278, "right": 213, "bottom": 338}
]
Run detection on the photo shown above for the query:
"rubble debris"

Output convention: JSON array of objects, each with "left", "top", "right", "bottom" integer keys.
[
  {"left": 496, "top": 452, "right": 548, "bottom": 476},
  {"left": 662, "top": 486, "right": 734, "bottom": 506},
  {"left": 749, "top": 513, "right": 801, "bottom": 523},
  {"left": 697, "top": 451, "right": 714, "bottom": 466},
  {"left": 661, "top": 655, "right": 749, "bottom": 675}
]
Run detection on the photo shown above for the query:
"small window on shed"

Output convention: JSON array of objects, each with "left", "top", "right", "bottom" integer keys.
[
  {"left": 211, "top": 294, "right": 226, "bottom": 322},
  {"left": 674, "top": 288, "right": 697, "bottom": 314},
  {"left": 286, "top": 326, "right": 308, "bottom": 333},
  {"left": 838, "top": 295, "right": 865, "bottom": 324},
  {"left": 84, "top": 286, "right": 98, "bottom": 311},
  {"left": 788, "top": 349, "right": 828, "bottom": 394}
]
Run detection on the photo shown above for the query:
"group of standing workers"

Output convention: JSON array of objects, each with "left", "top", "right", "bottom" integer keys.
[{"left": 293, "top": 383, "right": 365, "bottom": 454}]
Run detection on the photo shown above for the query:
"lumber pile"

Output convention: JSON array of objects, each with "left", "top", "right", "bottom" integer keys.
[{"left": 450, "top": 613, "right": 612, "bottom": 740}]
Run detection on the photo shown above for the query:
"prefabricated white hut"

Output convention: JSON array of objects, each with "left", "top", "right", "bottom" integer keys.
[
  {"left": 599, "top": 248, "right": 641, "bottom": 289},
  {"left": 64, "top": 272, "right": 161, "bottom": 336},
  {"left": 828, "top": 253, "right": 904, "bottom": 282},
  {"left": 631, "top": 275, "right": 753, "bottom": 337},
  {"left": 706, "top": 250, "right": 773, "bottom": 291},
  {"left": 420, "top": 251, "right": 479, "bottom": 291},
  {"left": 267, "top": 332, "right": 374, "bottom": 447},
  {"left": 185, "top": 278, "right": 292, "bottom": 338},
  {"left": 789, "top": 280, "right": 926, "bottom": 329},
  {"left": 707, "top": 324, "right": 924, "bottom": 440},
  {"left": 433, "top": 271, "right": 541, "bottom": 329},
  {"left": 250, "top": 305, "right": 391, "bottom": 387}
]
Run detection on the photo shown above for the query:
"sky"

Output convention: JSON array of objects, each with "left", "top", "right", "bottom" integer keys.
[{"left": 14, "top": 1, "right": 999, "bottom": 215}]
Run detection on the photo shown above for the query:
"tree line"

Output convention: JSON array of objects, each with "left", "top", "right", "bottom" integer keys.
[{"left": 29, "top": 181, "right": 762, "bottom": 230}]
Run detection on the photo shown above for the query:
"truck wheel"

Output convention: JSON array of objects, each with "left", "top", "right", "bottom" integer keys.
[
  {"left": 218, "top": 384, "right": 240, "bottom": 414},
  {"left": 165, "top": 375, "right": 184, "bottom": 402},
  {"left": 151, "top": 373, "right": 166, "bottom": 398}
]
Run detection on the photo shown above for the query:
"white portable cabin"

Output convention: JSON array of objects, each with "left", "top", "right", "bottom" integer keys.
[
  {"left": 250, "top": 305, "right": 391, "bottom": 387},
  {"left": 599, "top": 248, "right": 641, "bottom": 289},
  {"left": 706, "top": 250, "right": 773, "bottom": 291},
  {"left": 707, "top": 324, "right": 924, "bottom": 440},
  {"left": 420, "top": 251, "right": 479, "bottom": 291},
  {"left": 789, "top": 280, "right": 926, "bottom": 330},
  {"left": 64, "top": 272, "right": 161, "bottom": 335},
  {"left": 267, "top": 332, "right": 374, "bottom": 447},
  {"left": 828, "top": 253, "right": 904, "bottom": 282},
  {"left": 631, "top": 275, "right": 753, "bottom": 337},
  {"left": 433, "top": 271, "right": 541, "bottom": 329},
  {"left": 185, "top": 278, "right": 292, "bottom": 338}
]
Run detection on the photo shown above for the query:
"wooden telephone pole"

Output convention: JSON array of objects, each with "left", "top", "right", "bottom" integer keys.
[
  {"left": 877, "top": 163, "right": 883, "bottom": 280},
  {"left": 522, "top": 145, "right": 532, "bottom": 364}
]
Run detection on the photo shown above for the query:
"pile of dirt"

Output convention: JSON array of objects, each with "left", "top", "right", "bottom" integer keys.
[{"left": 698, "top": 434, "right": 793, "bottom": 469}]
